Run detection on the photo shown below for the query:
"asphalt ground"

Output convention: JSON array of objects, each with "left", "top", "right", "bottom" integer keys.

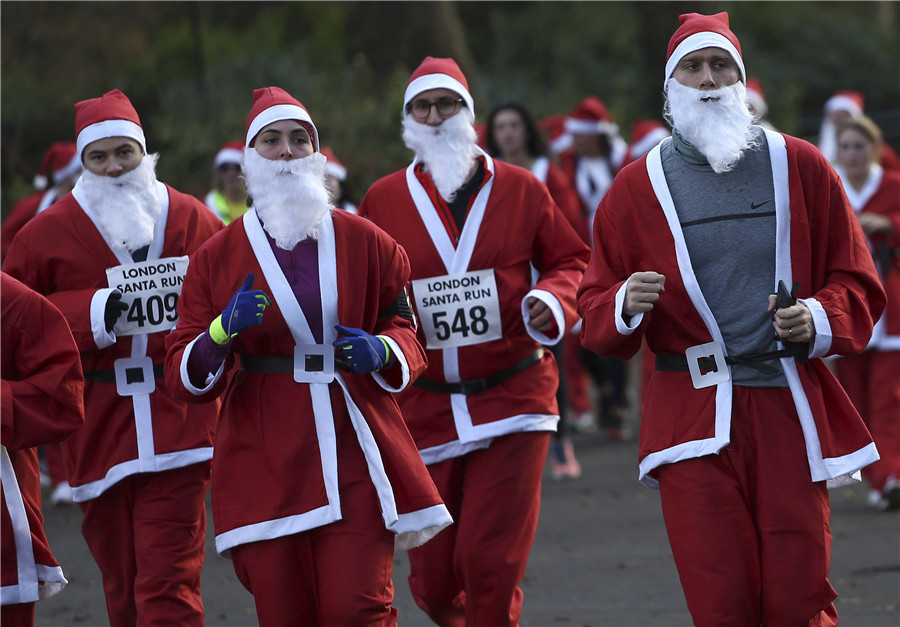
[{"left": 33, "top": 425, "right": 899, "bottom": 627}]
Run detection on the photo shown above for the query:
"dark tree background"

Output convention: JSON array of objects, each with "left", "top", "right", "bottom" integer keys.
[{"left": 2, "top": 1, "right": 897, "bottom": 215}]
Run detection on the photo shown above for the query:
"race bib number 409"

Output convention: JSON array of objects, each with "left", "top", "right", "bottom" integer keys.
[
  {"left": 106, "top": 256, "right": 189, "bottom": 336},
  {"left": 411, "top": 269, "right": 502, "bottom": 349}
]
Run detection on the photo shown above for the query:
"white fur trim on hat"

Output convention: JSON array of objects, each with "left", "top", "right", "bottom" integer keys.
[
  {"left": 214, "top": 147, "right": 244, "bottom": 168},
  {"left": 824, "top": 94, "right": 863, "bottom": 117},
  {"left": 54, "top": 152, "right": 83, "bottom": 183},
  {"left": 246, "top": 103, "right": 319, "bottom": 151},
  {"left": 664, "top": 32, "right": 746, "bottom": 87},
  {"left": 630, "top": 127, "right": 670, "bottom": 159},
  {"left": 403, "top": 75, "right": 475, "bottom": 118},
  {"left": 77, "top": 120, "right": 146, "bottom": 159},
  {"left": 325, "top": 162, "right": 347, "bottom": 181},
  {"left": 563, "top": 119, "right": 619, "bottom": 136}
]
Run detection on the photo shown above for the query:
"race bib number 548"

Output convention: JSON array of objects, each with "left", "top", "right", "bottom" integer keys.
[
  {"left": 106, "top": 256, "right": 189, "bottom": 336},
  {"left": 411, "top": 269, "right": 502, "bottom": 349}
]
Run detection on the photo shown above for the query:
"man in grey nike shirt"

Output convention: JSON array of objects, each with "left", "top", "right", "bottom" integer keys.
[{"left": 577, "top": 11, "right": 885, "bottom": 625}]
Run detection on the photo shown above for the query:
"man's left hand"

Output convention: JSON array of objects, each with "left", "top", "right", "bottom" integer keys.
[
  {"left": 527, "top": 297, "right": 554, "bottom": 332},
  {"left": 767, "top": 295, "right": 815, "bottom": 343},
  {"left": 333, "top": 324, "right": 391, "bottom": 372}
]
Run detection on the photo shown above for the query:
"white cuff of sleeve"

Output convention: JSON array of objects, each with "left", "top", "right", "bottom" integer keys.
[
  {"left": 799, "top": 297, "right": 831, "bottom": 358},
  {"left": 372, "top": 335, "right": 410, "bottom": 392},
  {"left": 521, "top": 289, "right": 565, "bottom": 346},
  {"left": 91, "top": 288, "right": 119, "bottom": 349},
  {"left": 180, "top": 334, "right": 227, "bottom": 395},
  {"left": 615, "top": 280, "right": 643, "bottom": 335}
]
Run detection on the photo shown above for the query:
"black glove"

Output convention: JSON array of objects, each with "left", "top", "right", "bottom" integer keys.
[{"left": 105, "top": 292, "right": 128, "bottom": 332}]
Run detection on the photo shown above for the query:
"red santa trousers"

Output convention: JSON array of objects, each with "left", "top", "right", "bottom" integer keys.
[
  {"left": 834, "top": 351, "right": 900, "bottom": 493},
  {"left": 229, "top": 408, "right": 397, "bottom": 626},
  {"left": 79, "top": 462, "right": 210, "bottom": 627},
  {"left": 407, "top": 431, "right": 550, "bottom": 627},
  {"left": 657, "top": 387, "right": 838, "bottom": 627},
  {"left": 43, "top": 443, "right": 67, "bottom": 487},
  {"left": 1, "top": 601, "right": 35, "bottom": 627}
]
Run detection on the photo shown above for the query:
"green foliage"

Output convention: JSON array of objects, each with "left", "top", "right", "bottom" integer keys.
[{"left": 2, "top": 1, "right": 898, "bottom": 220}]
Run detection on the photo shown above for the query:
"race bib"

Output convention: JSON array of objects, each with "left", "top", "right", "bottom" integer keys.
[
  {"left": 106, "top": 256, "right": 189, "bottom": 336},
  {"left": 411, "top": 269, "right": 502, "bottom": 349}
]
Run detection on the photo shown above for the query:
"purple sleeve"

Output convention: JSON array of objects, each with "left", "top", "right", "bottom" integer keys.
[{"left": 186, "top": 330, "right": 232, "bottom": 388}]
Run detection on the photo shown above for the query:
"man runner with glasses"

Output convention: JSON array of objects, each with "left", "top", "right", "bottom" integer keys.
[{"left": 359, "top": 56, "right": 590, "bottom": 625}]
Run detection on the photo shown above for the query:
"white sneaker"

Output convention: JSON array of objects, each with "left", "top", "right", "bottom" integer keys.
[{"left": 50, "top": 482, "right": 74, "bottom": 506}]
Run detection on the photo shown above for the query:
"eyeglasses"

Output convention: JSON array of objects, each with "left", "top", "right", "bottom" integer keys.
[{"left": 407, "top": 97, "right": 465, "bottom": 121}]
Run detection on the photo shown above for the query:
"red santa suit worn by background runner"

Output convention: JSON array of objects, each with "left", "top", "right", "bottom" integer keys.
[
  {"left": 1, "top": 273, "right": 84, "bottom": 626},
  {"left": 1, "top": 142, "right": 82, "bottom": 263},
  {"left": 833, "top": 163, "right": 900, "bottom": 502},
  {"left": 3, "top": 89, "right": 223, "bottom": 627}
]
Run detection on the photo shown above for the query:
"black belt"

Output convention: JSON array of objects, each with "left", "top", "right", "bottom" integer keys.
[
  {"left": 655, "top": 349, "right": 791, "bottom": 377},
  {"left": 414, "top": 348, "right": 544, "bottom": 395},
  {"left": 239, "top": 355, "right": 295, "bottom": 374},
  {"left": 83, "top": 363, "right": 165, "bottom": 383}
]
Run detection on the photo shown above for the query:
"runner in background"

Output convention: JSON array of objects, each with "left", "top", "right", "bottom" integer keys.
[
  {"left": 833, "top": 115, "right": 900, "bottom": 511},
  {"left": 203, "top": 141, "right": 249, "bottom": 224}
]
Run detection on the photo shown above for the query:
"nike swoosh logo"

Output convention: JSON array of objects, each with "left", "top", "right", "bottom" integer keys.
[{"left": 750, "top": 200, "right": 771, "bottom": 209}]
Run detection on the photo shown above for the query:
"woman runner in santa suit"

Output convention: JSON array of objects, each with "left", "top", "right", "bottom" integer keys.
[
  {"left": 165, "top": 86, "right": 451, "bottom": 626},
  {"left": 832, "top": 115, "right": 900, "bottom": 511}
]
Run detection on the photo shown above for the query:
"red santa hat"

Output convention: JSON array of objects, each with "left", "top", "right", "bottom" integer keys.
[
  {"left": 245, "top": 86, "right": 319, "bottom": 152},
  {"left": 320, "top": 146, "right": 347, "bottom": 181},
  {"left": 33, "top": 142, "right": 81, "bottom": 190},
  {"left": 404, "top": 57, "right": 475, "bottom": 117},
  {"left": 75, "top": 89, "right": 146, "bottom": 159},
  {"left": 665, "top": 12, "right": 746, "bottom": 86},
  {"left": 214, "top": 141, "right": 244, "bottom": 169},
  {"left": 564, "top": 96, "right": 619, "bottom": 136},
  {"left": 627, "top": 120, "right": 670, "bottom": 161},
  {"left": 539, "top": 115, "right": 573, "bottom": 155},
  {"left": 745, "top": 78, "right": 768, "bottom": 117},
  {"left": 823, "top": 90, "right": 864, "bottom": 117}
]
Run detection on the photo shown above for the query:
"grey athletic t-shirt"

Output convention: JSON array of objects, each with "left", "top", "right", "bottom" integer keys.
[{"left": 660, "top": 129, "right": 788, "bottom": 387}]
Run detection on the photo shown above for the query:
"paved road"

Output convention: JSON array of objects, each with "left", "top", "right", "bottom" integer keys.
[{"left": 35, "top": 431, "right": 900, "bottom": 626}]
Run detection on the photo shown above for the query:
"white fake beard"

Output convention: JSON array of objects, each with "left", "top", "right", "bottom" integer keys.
[
  {"left": 242, "top": 149, "right": 332, "bottom": 250},
  {"left": 80, "top": 153, "right": 161, "bottom": 252},
  {"left": 402, "top": 109, "right": 479, "bottom": 201},
  {"left": 664, "top": 79, "right": 759, "bottom": 173}
]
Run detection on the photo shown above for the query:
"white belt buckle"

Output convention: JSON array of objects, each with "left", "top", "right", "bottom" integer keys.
[
  {"left": 114, "top": 356, "right": 156, "bottom": 396},
  {"left": 684, "top": 342, "right": 730, "bottom": 390},
  {"left": 293, "top": 344, "right": 335, "bottom": 384}
]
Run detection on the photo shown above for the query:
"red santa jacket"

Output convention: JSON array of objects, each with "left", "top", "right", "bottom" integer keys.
[
  {"left": 532, "top": 156, "right": 591, "bottom": 245},
  {"left": 165, "top": 209, "right": 451, "bottom": 556},
  {"left": 3, "top": 181, "right": 222, "bottom": 501},
  {"left": 1, "top": 273, "right": 84, "bottom": 605},
  {"left": 577, "top": 129, "right": 886, "bottom": 487},
  {"left": 1, "top": 189, "right": 59, "bottom": 263},
  {"left": 837, "top": 164, "right": 900, "bottom": 349},
  {"left": 359, "top": 151, "right": 590, "bottom": 463}
]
